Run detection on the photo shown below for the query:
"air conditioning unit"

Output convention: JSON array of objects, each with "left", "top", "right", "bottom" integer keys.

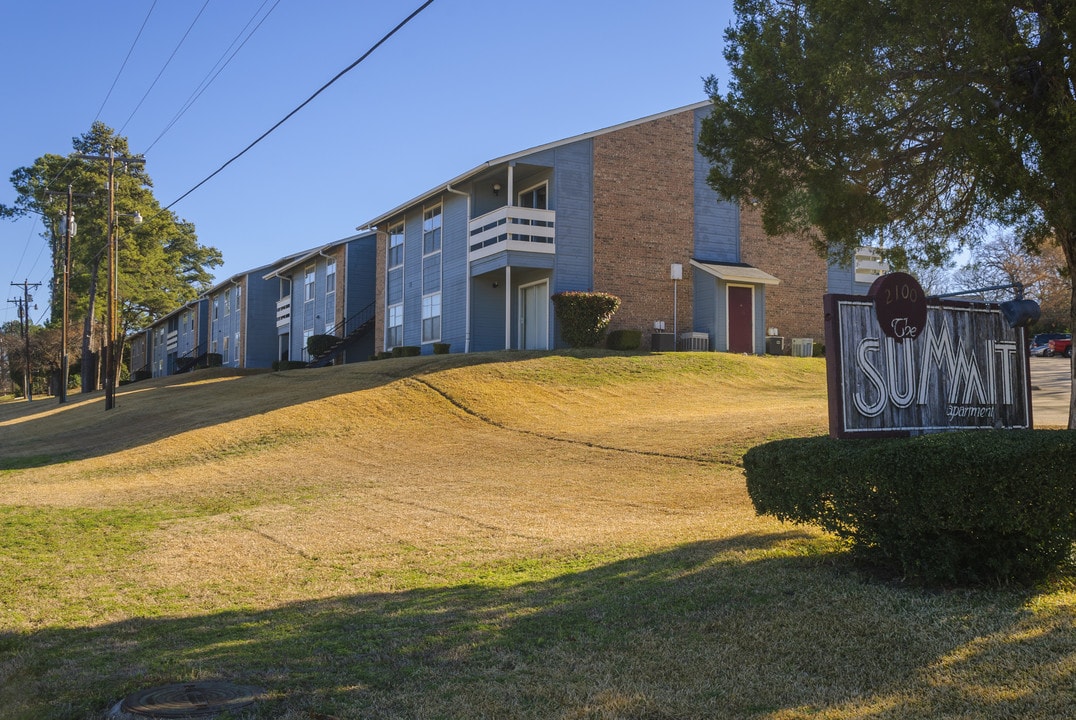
[{"left": 791, "top": 338, "right": 814, "bottom": 357}]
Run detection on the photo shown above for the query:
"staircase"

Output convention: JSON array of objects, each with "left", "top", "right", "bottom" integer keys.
[
  {"left": 306, "top": 302, "right": 376, "bottom": 368},
  {"left": 174, "top": 345, "right": 207, "bottom": 374}
]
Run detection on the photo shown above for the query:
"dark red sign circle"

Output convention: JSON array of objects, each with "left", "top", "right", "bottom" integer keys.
[{"left": 868, "top": 272, "right": 927, "bottom": 342}]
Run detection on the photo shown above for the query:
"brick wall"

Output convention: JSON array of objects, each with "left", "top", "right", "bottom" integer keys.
[
  {"left": 738, "top": 204, "right": 827, "bottom": 344},
  {"left": 592, "top": 110, "right": 696, "bottom": 340}
]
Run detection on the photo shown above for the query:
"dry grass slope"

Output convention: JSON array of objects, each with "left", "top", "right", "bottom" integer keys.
[{"left": 0, "top": 351, "right": 1072, "bottom": 720}]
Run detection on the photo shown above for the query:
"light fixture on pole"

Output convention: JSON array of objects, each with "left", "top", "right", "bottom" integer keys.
[{"left": 929, "top": 282, "right": 1041, "bottom": 328}]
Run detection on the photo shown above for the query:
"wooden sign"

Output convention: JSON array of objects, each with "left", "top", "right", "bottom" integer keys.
[{"left": 825, "top": 293, "right": 1032, "bottom": 438}]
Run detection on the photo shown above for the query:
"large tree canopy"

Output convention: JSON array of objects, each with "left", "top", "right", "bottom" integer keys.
[
  {"left": 1, "top": 123, "right": 222, "bottom": 389},
  {"left": 700, "top": 0, "right": 1076, "bottom": 426}
]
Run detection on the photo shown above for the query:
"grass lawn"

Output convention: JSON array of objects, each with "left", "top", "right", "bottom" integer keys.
[{"left": 0, "top": 351, "right": 1072, "bottom": 719}]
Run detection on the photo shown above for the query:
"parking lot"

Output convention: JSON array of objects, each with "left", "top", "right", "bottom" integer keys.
[{"left": 1030, "top": 356, "right": 1072, "bottom": 427}]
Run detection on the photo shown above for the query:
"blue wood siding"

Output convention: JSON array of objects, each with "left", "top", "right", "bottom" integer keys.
[
  {"left": 345, "top": 234, "right": 377, "bottom": 316},
  {"left": 692, "top": 272, "right": 718, "bottom": 347},
  {"left": 693, "top": 107, "right": 740, "bottom": 262},
  {"left": 549, "top": 139, "right": 594, "bottom": 295},
  {"left": 244, "top": 275, "right": 279, "bottom": 368},
  {"left": 827, "top": 263, "right": 874, "bottom": 295},
  {"left": 440, "top": 193, "right": 468, "bottom": 351},
  {"left": 470, "top": 276, "right": 506, "bottom": 352}
]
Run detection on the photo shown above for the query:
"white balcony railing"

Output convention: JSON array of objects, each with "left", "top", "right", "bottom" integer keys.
[
  {"left": 468, "top": 206, "right": 555, "bottom": 261},
  {"left": 276, "top": 297, "right": 292, "bottom": 327},
  {"left": 165, "top": 330, "right": 179, "bottom": 353}
]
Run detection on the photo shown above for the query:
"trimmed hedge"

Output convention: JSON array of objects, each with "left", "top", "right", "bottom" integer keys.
[
  {"left": 432, "top": 342, "right": 451, "bottom": 355},
  {"left": 272, "top": 360, "right": 307, "bottom": 371},
  {"left": 551, "top": 291, "right": 621, "bottom": 348},
  {"left": 743, "top": 430, "right": 1076, "bottom": 586},
  {"left": 307, "top": 334, "right": 339, "bottom": 358},
  {"left": 391, "top": 345, "right": 421, "bottom": 358},
  {"left": 606, "top": 329, "right": 642, "bottom": 351}
]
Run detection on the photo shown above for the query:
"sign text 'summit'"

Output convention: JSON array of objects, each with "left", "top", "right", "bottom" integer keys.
[{"left": 824, "top": 297, "right": 1031, "bottom": 438}]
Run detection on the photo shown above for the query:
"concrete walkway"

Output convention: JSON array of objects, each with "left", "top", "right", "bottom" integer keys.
[{"left": 1030, "top": 356, "right": 1072, "bottom": 427}]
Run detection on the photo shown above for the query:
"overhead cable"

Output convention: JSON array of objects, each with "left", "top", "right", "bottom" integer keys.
[
  {"left": 145, "top": 0, "right": 284, "bottom": 154},
  {"left": 163, "top": 0, "right": 437, "bottom": 212},
  {"left": 93, "top": 0, "right": 158, "bottom": 124},
  {"left": 118, "top": 0, "right": 212, "bottom": 136}
]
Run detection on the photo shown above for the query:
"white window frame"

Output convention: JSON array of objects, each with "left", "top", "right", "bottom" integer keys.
[
  {"left": 423, "top": 205, "right": 442, "bottom": 256},
  {"left": 304, "top": 264, "right": 316, "bottom": 302},
  {"left": 386, "top": 303, "right": 403, "bottom": 349},
  {"left": 325, "top": 256, "right": 337, "bottom": 333},
  {"left": 421, "top": 292, "right": 441, "bottom": 344},
  {"left": 387, "top": 222, "right": 404, "bottom": 269},
  {"left": 517, "top": 180, "right": 548, "bottom": 210}
]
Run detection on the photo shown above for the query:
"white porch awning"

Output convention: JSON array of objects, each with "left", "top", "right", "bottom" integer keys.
[{"left": 690, "top": 259, "right": 781, "bottom": 286}]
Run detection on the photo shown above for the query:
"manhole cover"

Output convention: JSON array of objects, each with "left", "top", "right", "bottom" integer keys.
[{"left": 119, "top": 681, "right": 263, "bottom": 718}]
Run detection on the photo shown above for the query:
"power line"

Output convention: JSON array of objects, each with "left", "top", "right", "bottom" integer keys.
[
  {"left": 145, "top": 0, "right": 284, "bottom": 154},
  {"left": 93, "top": 0, "right": 158, "bottom": 124},
  {"left": 163, "top": 0, "right": 437, "bottom": 212},
  {"left": 118, "top": 0, "right": 212, "bottom": 137}
]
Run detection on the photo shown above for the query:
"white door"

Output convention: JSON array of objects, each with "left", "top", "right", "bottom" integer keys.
[{"left": 520, "top": 281, "right": 549, "bottom": 350}]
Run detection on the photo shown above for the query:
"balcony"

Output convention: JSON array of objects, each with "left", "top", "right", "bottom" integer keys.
[
  {"left": 468, "top": 206, "right": 555, "bottom": 261},
  {"left": 276, "top": 296, "right": 292, "bottom": 327},
  {"left": 165, "top": 330, "right": 178, "bottom": 353}
]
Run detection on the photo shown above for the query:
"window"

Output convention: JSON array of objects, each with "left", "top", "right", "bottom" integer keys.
[
  {"left": 224, "top": 288, "right": 231, "bottom": 316},
  {"left": 325, "top": 257, "right": 337, "bottom": 332},
  {"left": 388, "top": 223, "right": 404, "bottom": 268},
  {"left": 518, "top": 182, "right": 548, "bottom": 209},
  {"left": 213, "top": 298, "right": 219, "bottom": 320},
  {"left": 234, "top": 333, "right": 241, "bottom": 365},
  {"left": 303, "top": 329, "right": 314, "bottom": 360},
  {"left": 423, "top": 206, "right": 442, "bottom": 255},
  {"left": 325, "top": 257, "right": 336, "bottom": 293},
  {"left": 304, "top": 264, "right": 316, "bottom": 302},
  {"left": 422, "top": 293, "right": 441, "bottom": 343},
  {"left": 222, "top": 336, "right": 229, "bottom": 357},
  {"left": 279, "top": 277, "right": 291, "bottom": 301},
  {"left": 387, "top": 304, "right": 403, "bottom": 348}
]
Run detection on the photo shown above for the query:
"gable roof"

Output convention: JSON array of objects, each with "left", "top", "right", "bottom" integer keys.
[
  {"left": 358, "top": 100, "right": 713, "bottom": 230},
  {"left": 262, "top": 230, "right": 375, "bottom": 280}
]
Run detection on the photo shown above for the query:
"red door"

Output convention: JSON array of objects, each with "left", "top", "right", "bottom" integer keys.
[{"left": 728, "top": 286, "right": 753, "bottom": 353}]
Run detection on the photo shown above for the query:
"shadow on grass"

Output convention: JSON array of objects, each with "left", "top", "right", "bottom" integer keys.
[
  {"left": 2, "top": 533, "right": 1070, "bottom": 720},
  {"left": 0, "top": 351, "right": 564, "bottom": 468}
]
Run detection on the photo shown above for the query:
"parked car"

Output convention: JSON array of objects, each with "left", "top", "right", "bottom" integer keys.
[
  {"left": 1047, "top": 337, "right": 1072, "bottom": 358},
  {"left": 1031, "top": 332, "right": 1070, "bottom": 357}
]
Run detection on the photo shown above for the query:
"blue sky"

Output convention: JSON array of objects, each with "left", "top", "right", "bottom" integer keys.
[{"left": 1, "top": 0, "right": 733, "bottom": 327}]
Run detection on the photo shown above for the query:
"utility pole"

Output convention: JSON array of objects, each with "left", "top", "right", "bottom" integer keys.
[
  {"left": 9, "top": 280, "right": 41, "bottom": 401},
  {"left": 76, "top": 148, "right": 145, "bottom": 411},
  {"left": 45, "top": 184, "right": 91, "bottom": 404}
]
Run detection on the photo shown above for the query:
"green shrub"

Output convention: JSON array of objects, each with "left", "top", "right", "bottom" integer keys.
[
  {"left": 272, "top": 360, "right": 307, "bottom": 371},
  {"left": 742, "top": 430, "right": 1076, "bottom": 586},
  {"left": 377, "top": 351, "right": 393, "bottom": 360},
  {"left": 203, "top": 353, "right": 223, "bottom": 368},
  {"left": 133, "top": 369, "right": 151, "bottom": 382},
  {"left": 391, "top": 345, "right": 421, "bottom": 358},
  {"left": 551, "top": 291, "right": 621, "bottom": 348},
  {"left": 432, "top": 342, "right": 451, "bottom": 355},
  {"left": 606, "top": 329, "right": 642, "bottom": 350},
  {"left": 307, "top": 334, "right": 340, "bottom": 357}
]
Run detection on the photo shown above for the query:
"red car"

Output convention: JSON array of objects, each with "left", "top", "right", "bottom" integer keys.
[{"left": 1047, "top": 337, "right": 1072, "bottom": 358}]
